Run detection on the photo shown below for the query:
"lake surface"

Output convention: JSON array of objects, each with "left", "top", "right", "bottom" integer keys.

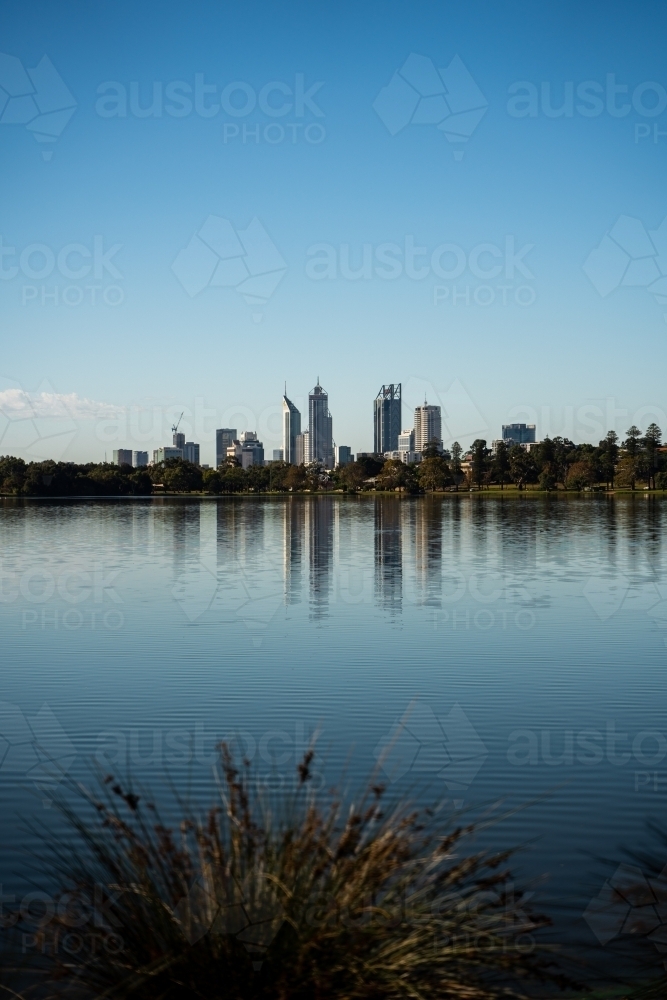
[{"left": 1, "top": 495, "right": 666, "bottom": 956}]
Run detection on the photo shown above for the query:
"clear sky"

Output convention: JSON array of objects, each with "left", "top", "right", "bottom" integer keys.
[{"left": 1, "top": 0, "right": 667, "bottom": 464}]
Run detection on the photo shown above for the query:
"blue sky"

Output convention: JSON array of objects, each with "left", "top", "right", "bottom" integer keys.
[{"left": 1, "top": 0, "right": 667, "bottom": 463}]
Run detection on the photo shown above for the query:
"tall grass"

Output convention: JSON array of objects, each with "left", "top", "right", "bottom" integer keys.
[{"left": 11, "top": 746, "right": 568, "bottom": 999}]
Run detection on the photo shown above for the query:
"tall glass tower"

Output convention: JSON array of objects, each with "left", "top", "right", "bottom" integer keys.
[
  {"left": 282, "top": 392, "right": 301, "bottom": 464},
  {"left": 308, "top": 379, "right": 333, "bottom": 468},
  {"left": 374, "top": 384, "right": 402, "bottom": 454}
]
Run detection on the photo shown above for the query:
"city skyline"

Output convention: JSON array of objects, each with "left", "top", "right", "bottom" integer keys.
[{"left": 2, "top": 2, "right": 667, "bottom": 470}]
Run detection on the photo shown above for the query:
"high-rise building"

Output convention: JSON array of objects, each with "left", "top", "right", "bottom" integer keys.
[
  {"left": 132, "top": 451, "right": 148, "bottom": 467},
  {"left": 308, "top": 379, "right": 333, "bottom": 468},
  {"left": 295, "top": 431, "right": 309, "bottom": 465},
  {"left": 216, "top": 428, "right": 237, "bottom": 467},
  {"left": 502, "top": 423, "right": 536, "bottom": 444},
  {"left": 273, "top": 449, "right": 284, "bottom": 461},
  {"left": 173, "top": 431, "right": 185, "bottom": 451},
  {"left": 183, "top": 442, "right": 200, "bottom": 465},
  {"left": 414, "top": 403, "right": 442, "bottom": 453},
  {"left": 374, "top": 384, "right": 401, "bottom": 454},
  {"left": 398, "top": 429, "right": 414, "bottom": 452},
  {"left": 335, "top": 445, "right": 353, "bottom": 467},
  {"left": 113, "top": 449, "right": 133, "bottom": 466},
  {"left": 154, "top": 446, "right": 183, "bottom": 463},
  {"left": 282, "top": 393, "right": 301, "bottom": 464},
  {"left": 239, "top": 431, "right": 264, "bottom": 468}
]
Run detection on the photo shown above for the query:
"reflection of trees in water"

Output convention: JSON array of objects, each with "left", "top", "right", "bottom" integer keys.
[
  {"left": 374, "top": 498, "right": 402, "bottom": 614},
  {"left": 308, "top": 497, "right": 334, "bottom": 620}
]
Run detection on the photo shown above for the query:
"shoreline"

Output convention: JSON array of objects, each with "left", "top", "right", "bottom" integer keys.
[{"left": 1, "top": 488, "right": 665, "bottom": 501}]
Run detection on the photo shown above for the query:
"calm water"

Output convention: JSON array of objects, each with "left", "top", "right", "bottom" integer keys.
[{"left": 1, "top": 495, "right": 666, "bottom": 949}]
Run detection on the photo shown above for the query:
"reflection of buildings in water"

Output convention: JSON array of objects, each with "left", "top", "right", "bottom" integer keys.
[
  {"left": 283, "top": 498, "right": 305, "bottom": 605},
  {"left": 167, "top": 501, "right": 201, "bottom": 577},
  {"left": 307, "top": 497, "right": 334, "bottom": 619},
  {"left": 413, "top": 499, "right": 442, "bottom": 607},
  {"left": 374, "top": 498, "right": 402, "bottom": 613},
  {"left": 216, "top": 498, "right": 266, "bottom": 573}
]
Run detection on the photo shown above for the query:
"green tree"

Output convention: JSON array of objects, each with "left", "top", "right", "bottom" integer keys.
[
  {"left": 492, "top": 441, "right": 510, "bottom": 489},
  {"left": 643, "top": 423, "right": 662, "bottom": 489},
  {"left": 203, "top": 469, "right": 224, "bottom": 494},
  {"left": 421, "top": 438, "right": 442, "bottom": 459},
  {"left": 418, "top": 455, "right": 452, "bottom": 492},
  {"left": 509, "top": 446, "right": 537, "bottom": 490},
  {"left": 470, "top": 439, "right": 489, "bottom": 490},
  {"left": 620, "top": 426, "right": 642, "bottom": 490},
  {"left": 376, "top": 459, "right": 412, "bottom": 491},
  {"left": 565, "top": 460, "right": 595, "bottom": 490},
  {"left": 285, "top": 464, "right": 309, "bottom": 491},
  {"left": 598, "top": 431, "right": 619, "bottom": 489},
  {"left": 450, "top": 441, "right": 463, "bottom": 491}
]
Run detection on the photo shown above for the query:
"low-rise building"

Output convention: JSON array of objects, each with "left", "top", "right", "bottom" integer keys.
[{"left": 153, "top": 446, "right": 183, "bottom": 463}]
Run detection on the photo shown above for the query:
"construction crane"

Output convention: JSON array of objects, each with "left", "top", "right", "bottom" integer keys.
[{"left": 171, "top": 412, "right": 184, "bottom": 436}]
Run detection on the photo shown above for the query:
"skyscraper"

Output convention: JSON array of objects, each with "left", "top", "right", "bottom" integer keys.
[
  {"left": 414, "top": 402, "right": 442, "bottom": 453},
  {"left": 308, "top": 379, "right": 333, "bottom": 468},
  {"left": 295, "top": 431, "right": 309, "bottom": 465},
  {"left": 113, "top": 449, "right": 132, "bottom": 466},
  {"left": 183, "top": 442, "right": 200, "bottom": 465},
  {"left": 374, "top": 384, "right": 401, "bottom": 454},
  {"left": 173, "top": 431, "right": 185, "bottom": 451},
  {"left": 282, "top": 392, "right": 301, "bottom": 464},
  {"left": 216, "top": 428, "right": 237, "bottom": 467}
]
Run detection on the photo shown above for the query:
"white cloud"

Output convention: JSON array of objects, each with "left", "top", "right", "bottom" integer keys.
[{"left": 0, "top": 390, "right": 123, "bottom": 420}]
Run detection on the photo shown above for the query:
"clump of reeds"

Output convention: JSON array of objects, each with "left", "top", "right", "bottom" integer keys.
[{"left": 12, "top": 745, "right": 567, "bottom": 999}]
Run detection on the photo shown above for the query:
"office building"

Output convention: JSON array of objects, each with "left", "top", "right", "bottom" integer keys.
[
  {"left": 335, "top": 445, "right": 353, "bottom": 467},
  {"left": 183, "top": 442, "right": 200, "bottom": 465},
  {"left": 282, "top": 393, "right": 301, "bottom": 464},
  {"left": 398, "top": 429, "right": 414, "bottom": 453},
  {"left": 374, "top": 384, "right": 402, "bottom": 454},
  {"left": 173, "top": 431, "right": 185, "bottom": 451},
  {"left": 502, "top": 423, "right": 536, "bottom": 445},
  {"left": 308, "top": 379, "right": 334, "bottom": 468},
  {"left": 273, "top": 449, "right": 284, "bottom": 461},
  {"left": 153, "top": 446, "right": 183, "bottom": 463},
  {"left": 414, "top": 402, "right": 442, "bottom": 453},
  {"left": 216, "top": 428, "right": 237, "bottom": 467},
  {"left": 236, "top": 431, "right": 264, "bottom": 468},
  {"left": 295, "top": 430, "right": 309, "bottom": 465},
  {"left": 112, "top": 449, "right": 132, "bottom": 466},
  {"left": 132, "top": 451, "right": 148, "bottom": 468}
]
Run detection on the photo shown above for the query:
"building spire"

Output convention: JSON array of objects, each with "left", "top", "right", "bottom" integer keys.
[{"left": 284, "top": 380, "right": 287, "bottom": 397}]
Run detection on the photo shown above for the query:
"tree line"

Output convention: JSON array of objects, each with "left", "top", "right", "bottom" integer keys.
[{"left": 0, "top": 424, "right": 664, "bottom": 495}]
